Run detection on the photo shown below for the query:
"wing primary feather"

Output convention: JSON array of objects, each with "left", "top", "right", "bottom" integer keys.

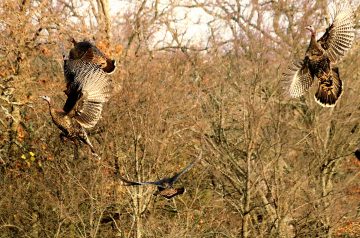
[
  {"left": 170, "top": 151, "right": 202, "bottom": 184},
  {"left": 318, "top": 2, "right": 355, "bottom": 63},
  {"left": 283, "top": 60, "right": 314, "bottom": 98},
  {"left": 71, "top": 62, "right": 112, "bottom": 128}
]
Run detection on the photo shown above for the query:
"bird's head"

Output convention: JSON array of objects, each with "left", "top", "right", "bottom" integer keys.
[
  {"left": 305, "top": 25, "right": 316, "bottom": 35},
  {"left": 39, "top": 95, "right": 51, "bottom": 104}
]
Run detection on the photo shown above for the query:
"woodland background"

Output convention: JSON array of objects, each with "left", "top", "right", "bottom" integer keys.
[{"left": 0, "top": 0, "right": 360, "bottom": 237}]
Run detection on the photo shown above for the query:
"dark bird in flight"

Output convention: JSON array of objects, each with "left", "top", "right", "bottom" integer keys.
[
  {"left": 119, "top": 153, "right": 202, "bottom": 199},
  {"left": 40, "top": 62, "right": 112, "bottom": 157},
  {"left": 283, "top": 3, "right": 355, "bottom": 107}
]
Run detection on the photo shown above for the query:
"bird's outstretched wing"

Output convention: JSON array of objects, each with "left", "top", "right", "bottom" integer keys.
[
  {"left": 317, "top": 3, "right": 355, "bottom": 63},
  {"left": 118, "top": 175, "right": 160, "bottom": 186},
  {"left": 63, "top": 59, "right": 92, "bottom": 113},
  {"left": 167, "top": 151, "right": 202, "bottom": 185},
  {"left": 118, "top": 152, "right": 202, "bottom": 188},
  {"left": 64, "top": 41, "right": 116, "bottom": 86},
  {"left": 63, "top": 62, "right": 112, "bottom": 128},
  {"left": 73, "top": 41, "right": 116, "bottom": 74},
  {"left": 283, "top": 59, "right": 314, "bottom": 98}
]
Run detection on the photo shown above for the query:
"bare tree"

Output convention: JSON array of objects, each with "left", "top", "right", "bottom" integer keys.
[{"left": 1, "top": 0, "right": 359, "bottom": 237}]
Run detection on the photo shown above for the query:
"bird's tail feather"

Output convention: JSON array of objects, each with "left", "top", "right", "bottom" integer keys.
[{"left": 314, "top": 67, "right": 343, "bottom": 107}]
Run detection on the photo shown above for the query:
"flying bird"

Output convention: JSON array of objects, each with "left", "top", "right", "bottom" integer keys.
[
  {"left": 63, "top": 39, "right": 116, "bottom": 111},
  {"left": 283, "top": 3, "right": 355, "bottom": 107},
  {"left": 65, "top": 39, "right": 116, "bottom": 75},
  {"left": 119, "top": 153, "right": 202, "bottom": 199},
  {"left": 40, "top": 62, "right": 112, "bottom": 157}
]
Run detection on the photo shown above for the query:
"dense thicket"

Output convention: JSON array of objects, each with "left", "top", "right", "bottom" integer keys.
[{"left": 0, "top": 0, "right": 359, "bottom": 237}]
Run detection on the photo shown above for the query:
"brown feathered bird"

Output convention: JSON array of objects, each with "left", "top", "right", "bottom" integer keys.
[
  {"left": 40, "top": 62, "right": 112, "bottom": 157},
  {"left": 119, "top": 153, "right": 202, "bottom": 199},
  {"left": 63, "top": 40, "right": 116, "bottom": 112},
  {"left": 283, "top": 3, "right": 355, "bottom": 107}
]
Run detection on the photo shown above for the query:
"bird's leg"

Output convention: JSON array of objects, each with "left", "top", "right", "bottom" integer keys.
[
  {"left": 60, "top": 133, "right": 76, "bottom": 146},
  {"left": 84, "top": 135, "right": 95, "bottom": 153},
  {"left": 88, "top": 126, "right": 105, "bottom": 136},
  {"left": 79, "top": 127, "right": 100, "bottom": 159}
]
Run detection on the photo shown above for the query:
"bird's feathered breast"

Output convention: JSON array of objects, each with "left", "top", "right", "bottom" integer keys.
[
  {"left": 49, "top": 109, "right": 73, "bottom": 134},
  {"left": 306, "top": 34, "right": 324, "bottom": 58},
  {"left": 307, "top": 55, "right": 331, "bottom": 78},
  {"left": 155, "top": 187, "right": 185, "bottom": 199}
]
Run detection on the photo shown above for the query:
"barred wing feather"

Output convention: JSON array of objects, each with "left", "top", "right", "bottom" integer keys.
[
  {"left": 74, "top": 65, "right": 112, "bottom": 128},
  {"left": 318, "top": 3, "right": 355, "bottom": 63},
  {"left": 283, "top": 60, "right": 314, "bottom": 98}
]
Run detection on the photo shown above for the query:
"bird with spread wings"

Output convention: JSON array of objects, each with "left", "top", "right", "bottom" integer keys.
[
  {"left": 283, "top": 3, "right": 355, "bottom": 107},
  {"left": 119, "top": 152, "right": 202, "bottom": 199},
  {"left": 40, "top": 61, "right": 112, "bottom": 158},
  {"left": 63, "top": 39, "right": 116, "bottom": 113}
]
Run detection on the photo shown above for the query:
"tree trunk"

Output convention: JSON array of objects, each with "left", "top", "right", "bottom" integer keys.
[
  {"left": 242, "top": 148, "right": 252, "bottom": 238},
  {"left": 97, "top": 0, "right": 112, "bottom": 43}
]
